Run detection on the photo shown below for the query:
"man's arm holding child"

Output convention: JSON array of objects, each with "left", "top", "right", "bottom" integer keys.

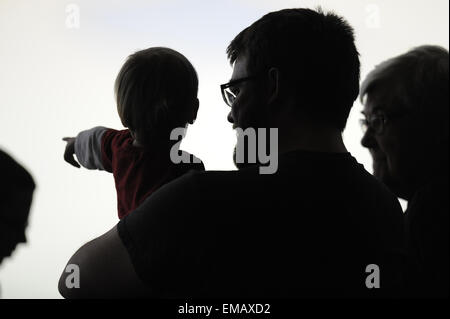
[{"left": 58, "top": 225, "right": 150, "bottom": 298}]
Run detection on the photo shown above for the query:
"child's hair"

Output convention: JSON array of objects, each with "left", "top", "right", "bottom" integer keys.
[{"left": 114, "top": 47, "right": 199, "bottom": 145}]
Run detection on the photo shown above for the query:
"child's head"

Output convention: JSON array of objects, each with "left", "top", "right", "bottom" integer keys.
[{"left": 115, "top": 47, "right": 199, "bottom": 146}]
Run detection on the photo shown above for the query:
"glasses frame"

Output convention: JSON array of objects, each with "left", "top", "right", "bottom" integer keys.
[
  {"left": 220, "top": 75, "right": 258, "bottom": 107},
  {"left": 359, "top": 114, "right": 387, "bottom": 135},
  {"left": 360, "top": 112, "right": 407, "bottom": 135}
]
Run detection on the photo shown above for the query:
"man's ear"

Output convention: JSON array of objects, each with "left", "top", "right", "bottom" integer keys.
[
  {"left": 267, "top": 67, "right": 280, "bottom": 105},
  {"left": 188, "top": 98, "right": 199, "bottom": 124}
]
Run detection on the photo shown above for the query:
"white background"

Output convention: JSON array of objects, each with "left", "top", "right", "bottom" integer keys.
[{"left": 0, "top": 0, "right": 448, "bottom": 298}]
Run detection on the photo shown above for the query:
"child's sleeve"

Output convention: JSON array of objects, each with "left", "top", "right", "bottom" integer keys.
[
  {"left": 74, "top": 126, "right": 109, "bottom": 170},
  {"left": 100, "top": 129, "right": 122, "bottom": 173}
]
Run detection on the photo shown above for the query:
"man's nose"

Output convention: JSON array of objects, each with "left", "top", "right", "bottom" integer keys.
[
  {"left": 227, "top": 111, "right": 234, "bottom": 124},
  {"left": 361, "top": 129, "right": 376, "bottom": 148}
]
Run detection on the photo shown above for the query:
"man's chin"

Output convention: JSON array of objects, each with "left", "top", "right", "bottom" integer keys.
[{"left": 232, "top": 146, "right": 257, "bottom": 170}]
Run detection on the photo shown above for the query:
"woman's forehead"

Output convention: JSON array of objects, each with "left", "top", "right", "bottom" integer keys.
[{"left": 363, "top": 88, "right": 407, "bottom": 115}]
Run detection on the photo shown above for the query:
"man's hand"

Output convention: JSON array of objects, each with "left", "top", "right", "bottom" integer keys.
[{"left": 62, "top": 137, "right": 80, "bottom": 168}]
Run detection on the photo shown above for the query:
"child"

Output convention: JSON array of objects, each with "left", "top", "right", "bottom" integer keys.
[{"left": 63, "top": 47, "right": 204, "bottom": 219}]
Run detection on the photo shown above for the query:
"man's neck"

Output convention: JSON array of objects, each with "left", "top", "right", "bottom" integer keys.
[{"left": 277, "top": 125, "right": 347, "bottom": 155}]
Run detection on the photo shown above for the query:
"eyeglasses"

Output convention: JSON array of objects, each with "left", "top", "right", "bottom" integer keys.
[
  {"left": 220, "top": 76, "right": 258, "bottom": 107},
  {"left": 359, "top": 114, "right": 387, "bottom": 135},
  {"left": 359, "top": 112, "right": 406, "bottom": 135}
]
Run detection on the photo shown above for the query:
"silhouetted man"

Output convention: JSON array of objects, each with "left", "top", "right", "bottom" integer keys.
[
  {"left": 0, "top": 149, "right": 35, "bottom": 296},
  {"left": 0, "top": 149, "right": 34, "bottom": 265},
  {"left": 360, "top": 45, "right": 449, "bottom": 298},
  {"left": 59, "top": 8, "right": 405, "bottom": 298}
]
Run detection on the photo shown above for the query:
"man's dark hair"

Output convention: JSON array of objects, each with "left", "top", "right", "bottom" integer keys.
[
  {"left": 0, "top": 150, "right": 35, "bottom": 264},
  {"left": 227, "top": 8, "right": 360, "bottom": 131}
]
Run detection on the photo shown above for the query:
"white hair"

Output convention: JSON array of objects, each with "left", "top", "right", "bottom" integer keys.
[{"left": 360, "top": 45, "right": 449, "bottom": 110}]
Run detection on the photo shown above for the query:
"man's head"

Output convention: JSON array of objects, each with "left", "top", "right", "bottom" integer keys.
[
  {"left": 360, "top": 45, "right": 449, "bottom": 200},
  {"left": 224, "top": 8, "right": 360, "bottom": 132},
  {"left": 115, "top": 47, "right": 199, "bottom": 146},
  {"left": 0, "top": 150, "right": 35, "bottom": 264}
]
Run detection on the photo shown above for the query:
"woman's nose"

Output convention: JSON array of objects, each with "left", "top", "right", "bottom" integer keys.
[{"left": 361, "top": 129, "right": 376, "bottom": 148}]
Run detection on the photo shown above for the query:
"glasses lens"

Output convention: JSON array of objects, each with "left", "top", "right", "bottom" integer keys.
[
  {"left": 359, "top": 119, "right": 368, "bottom": 133},
  {"left": 360, "top": 116, "right": 385, "bottom": 135},
  {"left": 372, "top": 117, "right": 383, "bottom": 134},
  {"left": 224, "top": 88, "right": 236, "bottom": 106}
]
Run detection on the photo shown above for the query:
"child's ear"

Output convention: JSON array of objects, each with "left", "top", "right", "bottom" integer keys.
[{"left": 188, "top": 98, "right": 199, "bottom": 124}]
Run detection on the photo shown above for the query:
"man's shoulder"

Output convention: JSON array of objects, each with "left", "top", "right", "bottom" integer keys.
[
  {"left": 173, "top": 168, "right": 246, "bottom": 187},
  {"left": 161, "top": 166, "right": 265, "bottom": 200},
  {"left": 173, "top": 151, "right": 206, "bottom": 173},
  {"left": 345, "top": 158, "right": 401, "bottom": 204},
  {"left": 407, "top": 171, "right": 449, "bottom": 220},
  {"left": 349, "top": 163, "right": 405, "bottom": 247},
  {"left": 356, "top": 164, "right": 403, "bottom": 215}
]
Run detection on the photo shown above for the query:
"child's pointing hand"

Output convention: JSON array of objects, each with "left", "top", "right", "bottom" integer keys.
[{"left": 62, "top": 137, "right": 81, "bottom": 168}]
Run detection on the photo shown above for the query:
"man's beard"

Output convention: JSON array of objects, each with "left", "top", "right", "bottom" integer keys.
[
  {"left": 232, "top": 127, "right": 273, "bottom": 170},
  {"left": 231, "top": 101, "right": 272, "bottom": 170},
  {"left": 232, "top": 146, "right": 257, "bottom": 170}
]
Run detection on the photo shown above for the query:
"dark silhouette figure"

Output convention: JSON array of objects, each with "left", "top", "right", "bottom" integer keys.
[
  {"left": 59, "top": 8, "right": 405, "bottom": 298},
  {"left": 360, "top": 45, "right": 449, "bottom": 298},
  {"left": 62, "top": 47, "right": 204, "bottom": 219},
  {"left": 0, "top": 149, "right": 35, "bottom": 265}
]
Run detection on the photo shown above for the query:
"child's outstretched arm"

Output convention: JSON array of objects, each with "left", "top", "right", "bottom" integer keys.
[
  {"left": 62, "top": 126, "right": 109, "bottom": 170},
  {"left": 62, "top": 137, "right": 81, "bottom": 168}
]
